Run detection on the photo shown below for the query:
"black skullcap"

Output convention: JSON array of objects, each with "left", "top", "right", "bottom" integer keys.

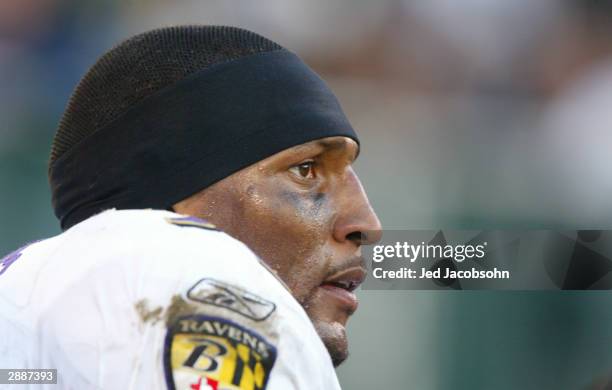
[{"left": 49, "top": 25, "right": 358, "bottom": 230}]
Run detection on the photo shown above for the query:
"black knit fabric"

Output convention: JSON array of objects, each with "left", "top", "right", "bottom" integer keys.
[
  {"left": 50, "top": 25, "right": 283, "bottom": 166},
  {"left": 49, "top": 25, "right": 358, "bottom": 230}
]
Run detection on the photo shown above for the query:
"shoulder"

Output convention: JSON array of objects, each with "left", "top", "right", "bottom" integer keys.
[{"left": 47, "top": 209, "right": 285, "bottom": 318}]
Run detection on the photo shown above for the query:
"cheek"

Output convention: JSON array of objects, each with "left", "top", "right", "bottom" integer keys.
[{"left": 235, "top": 184, "right": 333, "bottom": 295}]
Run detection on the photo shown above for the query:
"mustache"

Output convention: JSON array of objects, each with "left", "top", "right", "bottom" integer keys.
[{"left": 323, "top": 255, "right": 366, "bottom": 280}]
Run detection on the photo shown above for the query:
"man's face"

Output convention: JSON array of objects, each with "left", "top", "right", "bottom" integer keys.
[{"left": 174, "top": 136, "right": 381, "bottom": 366}]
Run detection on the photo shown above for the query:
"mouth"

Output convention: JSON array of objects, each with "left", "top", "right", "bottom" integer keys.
[{"left": 320, "top": 266, "right": 366, "bottom": 314}]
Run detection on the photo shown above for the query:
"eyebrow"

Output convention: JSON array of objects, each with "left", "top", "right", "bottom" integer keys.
[
  {"left": 317, "top": 138, "right": 347, "bottom": 150},
  {"left": 314, "top": 138, "right": 360, "bottom": 160},
  {"left": 286, "top": 137, "right": 360, "bottom": 163}
]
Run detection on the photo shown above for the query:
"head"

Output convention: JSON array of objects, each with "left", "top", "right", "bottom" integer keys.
[
  {"left": 174, "top": 135, "right": 380, "bottom": 365},
  {"left": 49, "top": 25, "right": 381, "bottom": 365}
]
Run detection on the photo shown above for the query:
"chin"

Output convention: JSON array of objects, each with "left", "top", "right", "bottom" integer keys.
[{"left": 313, "top": 320, "right": 349, "bottom": 367}]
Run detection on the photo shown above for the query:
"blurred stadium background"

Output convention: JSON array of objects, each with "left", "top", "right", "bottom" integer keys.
[{"left": 2, "top": 1, "right": 612, "bottom": 388}]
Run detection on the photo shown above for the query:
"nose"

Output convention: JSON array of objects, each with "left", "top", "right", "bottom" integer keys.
[{"left": 333, "top": 169, "right": 382, "bottom": 246}]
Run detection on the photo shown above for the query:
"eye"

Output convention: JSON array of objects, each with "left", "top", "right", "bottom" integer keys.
[{"left": 290, "top": 160, "right": 316, "bottom": 179}]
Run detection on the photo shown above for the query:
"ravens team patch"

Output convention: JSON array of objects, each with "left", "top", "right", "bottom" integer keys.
[
  {"left": 164, "top": 315, "right": 277, "bottom": 390},
  {"left": 166, "top": 216, "right": 217, "bottom": 230}
]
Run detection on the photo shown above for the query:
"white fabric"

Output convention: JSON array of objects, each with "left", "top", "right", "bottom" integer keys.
[{"left": 0, "top": 209, "right": 340, "bottom": 390}]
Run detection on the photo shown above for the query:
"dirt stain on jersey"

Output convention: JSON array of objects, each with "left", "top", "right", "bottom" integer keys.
[
  {"left": 165, "top": 294, "right": 201, "bottom": 327},
  {"left": 134, "top": 298, "right": 164, "bottom": 324},
  {"left": 135, "top": 296, "right": 202, "bottom": 328}
]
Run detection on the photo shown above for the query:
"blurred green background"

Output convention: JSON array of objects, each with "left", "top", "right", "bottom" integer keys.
[{"left": 2, "top": 1, "right": 612, "bottom": 388}]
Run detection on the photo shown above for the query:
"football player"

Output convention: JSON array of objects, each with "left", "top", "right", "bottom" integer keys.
[{"left": 0, "top": 25, "right": 381, "bottom": 389}]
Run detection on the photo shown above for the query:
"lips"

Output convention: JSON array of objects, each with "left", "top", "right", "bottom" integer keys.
[
  {"left": 320, "top": 266, "right": 366, "bottom": 313},
  {"left": 322, "top": 267, "right": 366, "bottom": 291}
]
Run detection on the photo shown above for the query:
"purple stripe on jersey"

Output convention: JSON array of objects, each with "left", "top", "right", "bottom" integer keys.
[
  {"left": 173, "top": 216, "right": 206, "bottom": 224},
  {"left": 0, "top": 241, "right": 39, "bottom": 276}
]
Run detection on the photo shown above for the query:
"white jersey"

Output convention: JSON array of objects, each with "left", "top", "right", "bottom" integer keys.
[{"left": 0, "top": 209, "right": 341, "bottom": 390}]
